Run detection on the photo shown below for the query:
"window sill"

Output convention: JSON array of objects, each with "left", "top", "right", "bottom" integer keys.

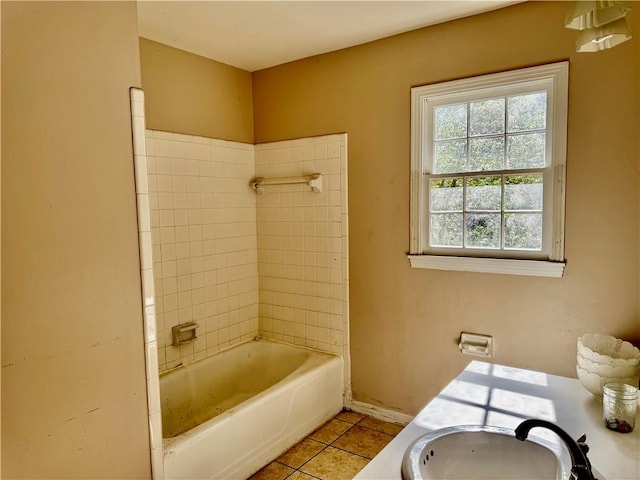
[{"left": 407, "top": 255, "right": 565, "bottom": 278}]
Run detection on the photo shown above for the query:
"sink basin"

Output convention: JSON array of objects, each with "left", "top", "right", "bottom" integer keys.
[{"left": 401, "top": 425, "right": 571, "bottom": 480}]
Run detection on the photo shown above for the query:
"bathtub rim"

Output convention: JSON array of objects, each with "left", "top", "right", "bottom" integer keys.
[{"left": 159, "top": 336, "right": 341, "bottom": 378}]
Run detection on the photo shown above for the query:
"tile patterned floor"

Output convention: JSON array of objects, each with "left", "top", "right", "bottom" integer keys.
[{"left": 249, "top": 410, "right": 404, "bottom": 480}]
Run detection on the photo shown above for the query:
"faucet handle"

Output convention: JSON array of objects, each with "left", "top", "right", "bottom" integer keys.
[
  {"left": 576, "top": 434, "right": 589, "bottom": 454},
  {"left": 574, "top": 435, "right": 598, "bottom": 480}
]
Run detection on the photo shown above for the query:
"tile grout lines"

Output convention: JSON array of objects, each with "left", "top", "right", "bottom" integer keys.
[
  {"left": 250, "top": 411, "right": 403, "bottom": 480},
  {"left": 282, "top": 422, "right": 376, "bottom": 475}
]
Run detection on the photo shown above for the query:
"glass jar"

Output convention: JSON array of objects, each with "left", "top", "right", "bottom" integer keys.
[{"left": 603, "top": 382, "right": 638, "bottom": 433}]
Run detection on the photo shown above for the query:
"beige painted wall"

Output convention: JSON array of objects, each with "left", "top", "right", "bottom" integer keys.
[
  {"left": 140, "top": 38, "right": 254, "bottom": 143},
  {"left": 1, "top": 2, "right": 151, "bottom": 477},
  {"left": 252, "top": 1, "right": 640, "bottom": 414},
  {"left": 0, "top": 3, "right": 3, "bottom": 471}
]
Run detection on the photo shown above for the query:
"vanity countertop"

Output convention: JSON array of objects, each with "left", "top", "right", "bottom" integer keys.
[{"left": 355, "top": 361, "right": 639, "bottom": 480}]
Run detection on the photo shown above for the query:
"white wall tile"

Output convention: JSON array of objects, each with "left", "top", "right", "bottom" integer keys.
[
  {"left": 147, "top": 131, "right": 259, "bottom": 372},
  {"left": 151, "top": 446, "right": 165, "bottom": 480},
  {"left": 133, "top": 155, "right": 150, "bottom": 195},
  {"left": 256, "top": 134, "right": 349, "bottom": 365},
  {"left": 144, "top": 305, "right": 157, "bottom": 342},
  {"left": 136, "top": 194, "right": 151, "bottom": 232},
  {"left": 132, "top": 116, "right": 147, "bottom": 156},
  {"left": 139, "top": 232, "right": 154, "bottom": 270},
  {"left": 140, "top": 128, "right": 349, "bottom": 407},
  {"left": 148, "top": 410, "right": 163, "bottom": 451},
  {"left": 141, "top": 267, "right": 156, "bottom": 304}
]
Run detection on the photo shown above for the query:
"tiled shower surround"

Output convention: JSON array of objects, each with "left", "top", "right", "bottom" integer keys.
[
  {"left": 144, "top": 131, "right": 349, "bottom": 378},
  {"left": 145, "top": 131, "right": 259, "bottom": 372},
  {"left": 255, "top": 136, "right": 349, "bottom": 360}
]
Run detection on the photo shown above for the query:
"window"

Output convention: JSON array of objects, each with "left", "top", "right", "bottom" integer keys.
[{"left": 408, "top": 62, "right": 568, "bottom": 277}]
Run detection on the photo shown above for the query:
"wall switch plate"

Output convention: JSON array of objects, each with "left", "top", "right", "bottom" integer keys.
[{"left": 459, "top": 332, "right": 493, "bottom": 357}]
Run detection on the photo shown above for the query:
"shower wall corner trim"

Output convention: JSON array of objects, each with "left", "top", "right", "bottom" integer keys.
[{"left": 129, "top": 87, "right": 165, "bottom": 480}]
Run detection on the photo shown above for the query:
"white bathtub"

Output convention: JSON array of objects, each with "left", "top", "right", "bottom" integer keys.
[{"left": 160, "top": 338, "right": 344, "bottom": 479}]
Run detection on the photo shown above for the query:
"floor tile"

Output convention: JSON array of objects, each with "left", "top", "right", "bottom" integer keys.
[
  {"left": 286, "top": 472, "right": 317, "bottom": 480},
  {"left": 251, "top": 412, "right": 403, "bottom": 480},
  {"left": 308, "top": 418, "right": 352, "bottom": 444},
  {"left": 249, "top": 461, "right": 294, "bottom": 480},
  {"left": 358, "top": 416, "right": 404, "bottom": 436},
  {"left": 332, "top": 425, "right": 394, "bottom": 459},
  {"left": 300, "top": 446, "right": 369, "bottom": 480},
  {"left": 277, "top": 438, "right": 325, "bottom": 468},
  {"left": 335, "top": 410, "right": 365, "bottom": 424}
]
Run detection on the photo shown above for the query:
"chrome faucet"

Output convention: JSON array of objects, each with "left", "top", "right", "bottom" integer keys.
[{"left": 515, "top": 419, "right": 596, "bottom": 480}]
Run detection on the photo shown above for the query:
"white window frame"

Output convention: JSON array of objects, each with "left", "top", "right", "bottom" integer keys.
[{"left": 408, "top": 62, "right": 568, "bottom": 277}]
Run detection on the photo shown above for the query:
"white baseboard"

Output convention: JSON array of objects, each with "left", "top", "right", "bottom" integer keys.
[{"left": 349, "top": 400, "right": 414, "bottom": 426}]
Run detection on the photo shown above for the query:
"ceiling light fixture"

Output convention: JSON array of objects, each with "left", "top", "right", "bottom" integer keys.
[
  {"left": 576, "top": 16, "right": 633, "bottom": 51},
  {"left": 564, "top": 1, "right": 633, "bottom": 52}
]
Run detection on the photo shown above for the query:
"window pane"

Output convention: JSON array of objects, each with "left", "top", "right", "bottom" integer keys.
[
  {"left": 431, "top": 213, "right": 463, "bottom": 247},
  {"left": 507, "top": 133, "right": 545, "bottom": 169},
  {"left": 434, "top": 103, "right": 467, "bottom": 140},
  {"left": 430, "top": 178, "right": 463, "bottom": 212},
  {"left": 508, "top": 92, "right": 546, "bottom": 132},
  {"left": 434, "top": 140, "right": 467, "bottom": 174},
  {"left": 505, "top": 175, "right": 543, "bottom": 211},
  {"left": 466, "top": 176, "right": 502, "bottom": 211},
  {"left": 470, "top": 98, "right": 505, "bottom": 136},
  {"left": 466, "top": 214, "right": 501, "bottom": 248},
  {"left": 505, "top": 213, "right": 543, "bottom": 250},
  {"left": 469, "top": 136, "right": 504, "bottom": 171}
]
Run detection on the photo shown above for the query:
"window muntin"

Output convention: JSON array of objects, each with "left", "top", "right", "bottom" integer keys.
[
  {"left": 427, "top": 90, "right": 551, "bottom": 258},
  {"left": 410, "top": 62, "right": 568, "bottom": 271},
  {"left": 428, "top": 173, "right": 544, "bottom": 251}
]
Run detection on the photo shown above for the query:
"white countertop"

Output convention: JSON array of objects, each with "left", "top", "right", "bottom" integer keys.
[{"left": 355, "top": 361, "right": 639, "bottom": 480}]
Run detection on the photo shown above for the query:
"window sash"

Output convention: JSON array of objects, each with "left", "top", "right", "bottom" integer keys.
[
  {"left": 409, "top": 62, "right": 568, "bottom": 267},
  {"left": 423, "top": 86, "right": 554, "bottom": 258},
  {"left": 424, "top": 168, "right": 550, "bottom": 259}
]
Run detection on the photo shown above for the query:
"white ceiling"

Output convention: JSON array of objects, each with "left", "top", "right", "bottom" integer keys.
[{"left": 137, "top": 1, "right": 524, "bottom": 72}]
